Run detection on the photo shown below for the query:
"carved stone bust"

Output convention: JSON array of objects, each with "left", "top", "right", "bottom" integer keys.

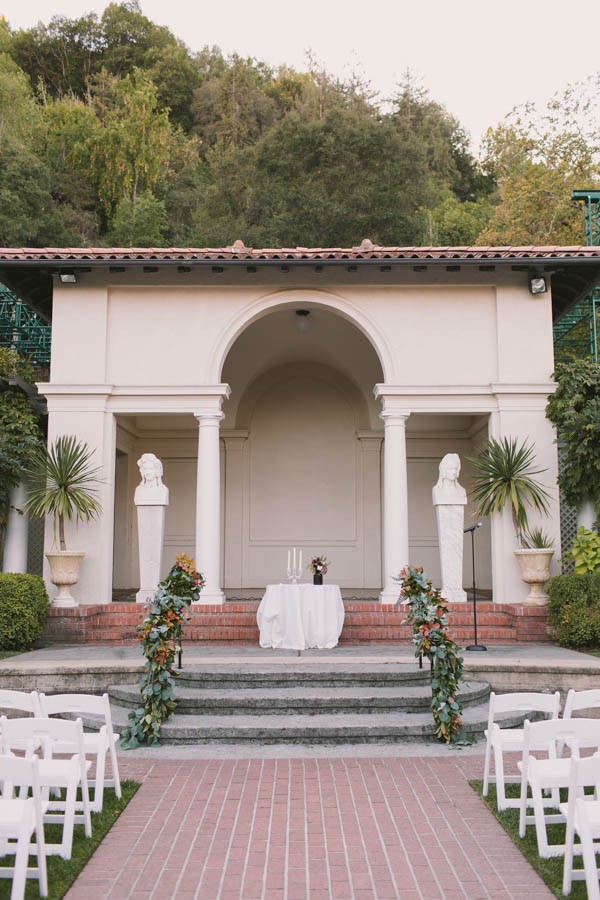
[
  {"left": 432, "top": 453, "right": 467, "bottom": 506},
  {"left": 134, "top": 453, "right": 169, "bottom": 505}
]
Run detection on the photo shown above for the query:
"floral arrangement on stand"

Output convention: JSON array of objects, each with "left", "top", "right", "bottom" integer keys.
[
  {"left": 120, "top": 553, "right": 205, "bottom": 749},
  {"left": 397, "top": 565, "right": 465, "bottom": 744},
  {"left": 308, "top": 556, "right": 329, "bottom": 575},
  {"left": 308, "top": 555, "right": 329, "bottom": 585}
]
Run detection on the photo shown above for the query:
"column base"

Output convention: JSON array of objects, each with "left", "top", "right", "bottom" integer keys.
[
  {"left": 379, "top": 589, "right": 400, "bottom": 605},
  {"left": 136, "top": 590, "right": 154, "bottom": 604},
  {"left": 194, "top": 590, "right": 225, "bottom": 606}
]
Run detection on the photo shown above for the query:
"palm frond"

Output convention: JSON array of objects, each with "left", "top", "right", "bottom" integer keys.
[
  {"left": 24, "top": 435, "right": 103, "bottom": 550},
  {"left": 469, "top": 437, "right": 551, "bottom": 538}
]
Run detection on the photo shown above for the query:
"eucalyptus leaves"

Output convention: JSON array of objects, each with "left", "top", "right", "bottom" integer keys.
[
  {"left": 398, "top": 566, "right": 465, "bottom": 744},
  {"left": 120, "top": 553, "right": 205, "bottom": 749}
]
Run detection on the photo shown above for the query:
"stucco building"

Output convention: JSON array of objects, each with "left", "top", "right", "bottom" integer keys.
[{"left": 2, "top": 242, "right": 599, "bottom": 608}]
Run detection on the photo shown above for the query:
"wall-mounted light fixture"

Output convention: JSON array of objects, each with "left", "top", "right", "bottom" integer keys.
[
  {"left": 528, "top": 273, "right": 548, "bottom": 295},
  {"left": 295, "top": 309, "right": 310, "bottom": 333},
  {"left": 59, "top": 272, "right": 77, "bottom": 284}
]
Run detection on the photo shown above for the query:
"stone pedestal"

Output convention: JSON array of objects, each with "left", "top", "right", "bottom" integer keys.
[
  {"left": 134, "top": 454, "right": 169, "bottom": 604},
  {"left": 433, "top": 453, "right": 467, "bottom": 603},
  {"left": 435, "top": 505, "right": 467, "bottom": 602}
]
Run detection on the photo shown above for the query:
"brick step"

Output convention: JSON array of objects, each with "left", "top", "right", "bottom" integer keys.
[{"left": 42, "top": 600, "right": 552, "bottom": 644}]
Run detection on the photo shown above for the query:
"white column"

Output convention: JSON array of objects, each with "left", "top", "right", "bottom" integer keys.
[
  {"left": 2, "top": 484, "right": 29, "bottom": 573},
  {"left": 222, "top": 431, "right": 248, "bottom": 591},
  {"left": 195, "top": 411, "right": 225, "bottom": 604},
  {"left": 379, "top": 410, "right": 410, "bottom": 603}
]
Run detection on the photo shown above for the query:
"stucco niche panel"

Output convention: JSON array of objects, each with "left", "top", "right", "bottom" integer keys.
[{"left": 247, "top": 375, "right": 357, "bottom": 543}]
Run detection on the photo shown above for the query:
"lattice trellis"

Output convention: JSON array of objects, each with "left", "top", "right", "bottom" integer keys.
[
  {"left": 558, "top": 444, "right": 578, "bottom": 573},
  {"left": 26, "top": 517, "right": 44, "bottom": 577}
]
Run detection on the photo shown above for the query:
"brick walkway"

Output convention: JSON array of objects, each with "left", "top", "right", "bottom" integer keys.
[{"left": 65, "top": 754, "right": 551, "bottom": 900}]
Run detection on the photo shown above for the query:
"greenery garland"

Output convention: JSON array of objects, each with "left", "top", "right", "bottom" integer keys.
[
  {"left": 120, "top": 553, "right": 205, "bottom": 749},
  {"left": 398, "top": 565, "right": 465, "bottom": 744}
]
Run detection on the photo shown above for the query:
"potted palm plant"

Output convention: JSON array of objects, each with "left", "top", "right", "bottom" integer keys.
[
  {"left": 24, "top": 435, "right": 103, "bottom": 607},
  {"left": 469, "top": 436, "right": 554, "bottom": 604}
]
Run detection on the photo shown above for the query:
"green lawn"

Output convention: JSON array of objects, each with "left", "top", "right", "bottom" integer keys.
[
  {"left": 471, "top": 780, "right": 589, "bottom": 899},
  {"left": 0, "top": 780, "right": 140, "bottom": 899}
]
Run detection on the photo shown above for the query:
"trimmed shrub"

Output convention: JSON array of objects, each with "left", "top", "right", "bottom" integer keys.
[
  {"left": 0, "top": 573, "right": 50, "bottom": 650},
  {"left": 547, "top": 573, "right": 600, "bottom": 647}
]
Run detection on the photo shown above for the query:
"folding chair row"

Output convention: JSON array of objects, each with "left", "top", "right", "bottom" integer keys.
[
  {"left": 0, "top": 755, "right": 48, "bottom": 900},
  {"left": 0, "top": 689, "right": 121, "bottom": 813},
  {"left": 518, "top": 717, "right": 600, "bottom": 858},
  {"left": 560, "top": 754, "right": 600, "bottom": 897},
  {"left": 483, "top": 687, "right": 600, "bottom": 812},
  {"left": 0, "top": 716, "right": 92, "bottom": 860}
]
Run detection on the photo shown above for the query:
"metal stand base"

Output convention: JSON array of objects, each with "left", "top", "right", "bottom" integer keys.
[{"left": 466, "top": 644, "right": 487, "bottom": 652}]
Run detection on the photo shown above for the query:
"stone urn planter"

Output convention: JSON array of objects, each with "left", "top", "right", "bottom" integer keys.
[
  {"left": 514, "top": 548, "right": 554, "bottom": 605},
  {"left": 46, "top": 551, "right": 85, "bottom": 607}
]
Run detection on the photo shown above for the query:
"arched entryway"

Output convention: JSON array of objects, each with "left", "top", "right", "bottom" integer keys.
[{"left": 221, "top": 305, "right": 384, "bottom": 592}]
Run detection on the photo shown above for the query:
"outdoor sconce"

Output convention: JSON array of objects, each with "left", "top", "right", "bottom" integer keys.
[
  {"left": 528, "top": 274, "right": 548, "bottom": 295},
  {"left": 59, "top": 272, "right": 77, "bottom": 284},
  {"left": 295, "top": 309, "right": 311, "bottom": 332}
]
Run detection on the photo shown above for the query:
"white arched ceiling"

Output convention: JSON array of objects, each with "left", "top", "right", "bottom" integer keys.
[{"left": 221, "top": 301, "right": 384, "bottom": 430}]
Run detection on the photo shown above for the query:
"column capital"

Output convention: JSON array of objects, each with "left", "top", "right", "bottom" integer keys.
[
  {"left": 221, "top": 429, "right": 249, "bottom": 449},
  {"left": 379, "top": 410, "right": 410, "bottom": 427},
  {"left": 194, "top": 410, "right": 224, "bottom": 426}
]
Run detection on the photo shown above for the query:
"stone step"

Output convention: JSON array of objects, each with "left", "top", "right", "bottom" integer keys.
[
  {"left": 176, "top": 663, "right": 430, "bottom": 689},
  {"left": 109, "top": 679, "right": 489, "bottom": 715},
  {"left": 105, "top": 702, "right": 524, "bottom": 745}
]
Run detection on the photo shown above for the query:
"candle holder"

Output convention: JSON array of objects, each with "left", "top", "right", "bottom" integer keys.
[{"left": 286, "top": 565, "right": 303, "bottom": 584}]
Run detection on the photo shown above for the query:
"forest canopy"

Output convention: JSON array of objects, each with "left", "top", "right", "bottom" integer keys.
[{"left": 0, "top": 1, "right": 598, "bottom": 248}]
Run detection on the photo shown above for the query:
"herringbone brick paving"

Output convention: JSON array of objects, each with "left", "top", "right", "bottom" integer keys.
[{"left": 65, "top": 754, "right": 550, "bottom": 900}]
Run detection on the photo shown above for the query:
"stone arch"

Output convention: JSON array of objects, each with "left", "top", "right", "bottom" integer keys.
[{"left": 209, "top": 287, "right": 392, "bottom": 384}]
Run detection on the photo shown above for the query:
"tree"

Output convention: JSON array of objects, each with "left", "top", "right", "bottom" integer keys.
[
  {"left": 481, "top": 77, "right": 600, "bottom": 245},
  {"left": 545, "top": 360, "right": 600, "bottom": 520},
  {"left": 88, "top": 68, "right": 173, "bottom": 218},
  {"left": 8, "top": 12, "right": 101, "bottom": 99},
  {"left": 192, "top": 106, "right": 432, "bottom": 247},
  {"left": 191, "top": 54, "right": 278, "bottom": 152},
  {"left": 390, "top": 73, "right": 490, "bottom": 204},
  {"left": 36, "top": 96, "right": 102, "bottom": 244},
  {"left": 0, "top": 349, "right": 44, "bottom": 533},
  {"left": 423, "top": 195, "right": 494, "bottom": 245},
  {"left": 106, "top": 191, "right": 167, "bottom": 245}
]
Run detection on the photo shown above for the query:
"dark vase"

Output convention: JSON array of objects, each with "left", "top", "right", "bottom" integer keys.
[{"left": 313, "top": 572, "right": 323, "bottom": 585}]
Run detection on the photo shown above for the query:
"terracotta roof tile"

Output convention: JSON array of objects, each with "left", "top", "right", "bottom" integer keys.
[{"left": 0, "top": 246, "right": 599, "bottom": 264}]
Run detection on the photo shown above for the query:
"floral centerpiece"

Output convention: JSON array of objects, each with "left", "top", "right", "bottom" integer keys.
[
  {"left": 120, "top": 553, "right": 205, "bottom": 749},
  {"left": 308, "top": 555, "right": 329, "bottom": 585}
]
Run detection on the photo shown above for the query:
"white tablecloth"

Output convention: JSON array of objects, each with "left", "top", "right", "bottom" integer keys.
[{"left": 257, "top": 583, "right": 345, "bottom": 650}]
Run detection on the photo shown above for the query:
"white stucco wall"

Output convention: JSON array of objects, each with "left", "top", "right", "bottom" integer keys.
[{"left": 40, "top": 266, "right": 559, "bottom": 605}]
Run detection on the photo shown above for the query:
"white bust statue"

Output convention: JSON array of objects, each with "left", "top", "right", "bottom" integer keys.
[
  {"left": 134, "top": 453, "right": 169, "bottom": 505},
  {"left": 432, "top": 453, "right": 467, "bottom": 506}
]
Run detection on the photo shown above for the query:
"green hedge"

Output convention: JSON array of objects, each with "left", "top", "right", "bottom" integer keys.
[
  {"left": 0, "top": 573, "right": 50, "bottom": 651},
  {"left": 547, "top": 573, "right": 600, "bottom": 647}
]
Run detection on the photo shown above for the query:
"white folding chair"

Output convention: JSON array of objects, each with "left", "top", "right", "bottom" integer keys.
[
  {"left": 39, "top": 692, "right": 120, "bottom": 812},
  {"left": 0, "top": 691, "right": 41, "bottom": 718},
  {"left": 0, "top": 754, "right": 48, "bottom": 899},
  {"left": 560, "top": 754, "right": 600, "bottom": 896},
  {"left": 1, "top": 717, "right": 92, "bottom": 860},
  {"left": 567, "top": 798, "right": 600, "bottom": 900},
  {"left": 518, "top": 717, "right": 600, "bottom": 858},
  {"left": 564, "top": 688, "right": 600, "bottom": 720},
  {"left": 482, "top": 691, "right": 560, "bottom": 810}
]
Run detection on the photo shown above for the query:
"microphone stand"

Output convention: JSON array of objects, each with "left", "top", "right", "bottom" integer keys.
[{"left": 464, "top": 523, "right": 486, "bottom": 652}]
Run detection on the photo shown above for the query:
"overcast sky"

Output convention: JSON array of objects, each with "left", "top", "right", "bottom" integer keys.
[{"left": 2, "top": 0, "right": 598, "bottom": 150}]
